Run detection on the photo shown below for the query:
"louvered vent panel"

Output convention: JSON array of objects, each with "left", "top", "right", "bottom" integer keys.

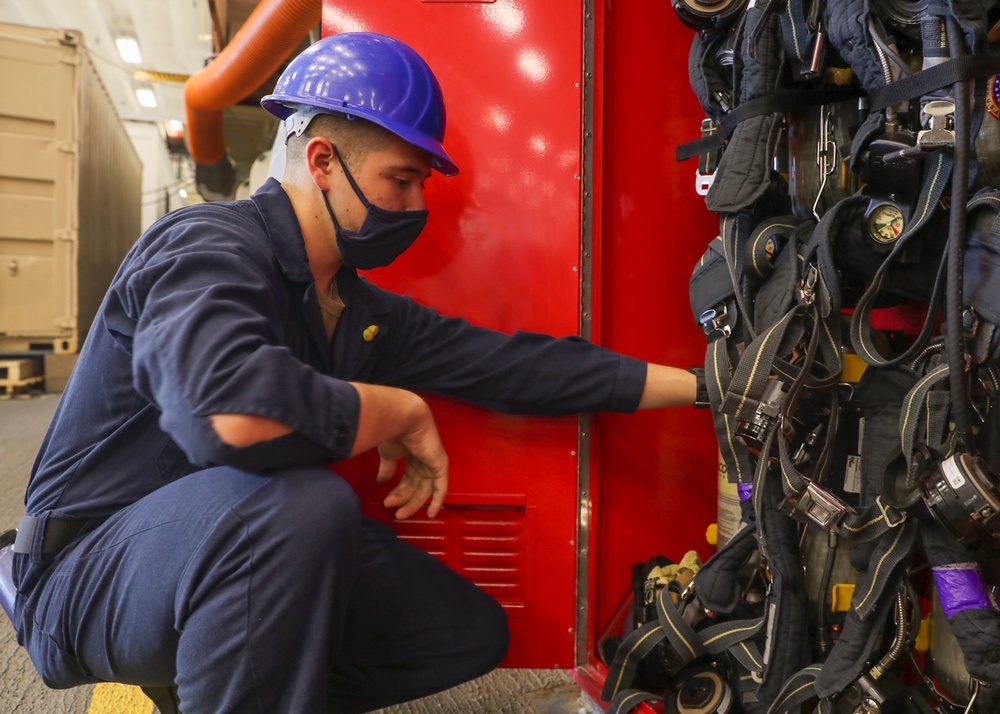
[{"left": 392, "top": 502, "right": 529, "bottom": 607}]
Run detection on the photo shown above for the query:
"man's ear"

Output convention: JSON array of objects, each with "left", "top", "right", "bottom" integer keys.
[{"left": 305, "top": 137, "right": 337, "bottom": 191}]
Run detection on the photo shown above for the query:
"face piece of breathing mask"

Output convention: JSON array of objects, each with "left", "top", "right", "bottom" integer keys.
[{"left": 321, "top": 148, "right": 428, "bottom": 270}]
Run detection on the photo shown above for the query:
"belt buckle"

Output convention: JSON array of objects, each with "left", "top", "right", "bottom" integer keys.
[{"left": 782, "top": 481, "right": 847, "bottom": 532}]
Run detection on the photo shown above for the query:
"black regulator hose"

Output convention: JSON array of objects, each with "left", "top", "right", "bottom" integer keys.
[{"left": 945, "top": 17, "right": 973, "bottom": 450}]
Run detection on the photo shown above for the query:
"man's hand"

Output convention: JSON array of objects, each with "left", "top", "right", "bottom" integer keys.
[
  {"left": 351, "top": 383, "right": 450, "bottom": 519},
  {"left": 377, "top": 424, "right": 449, "bottom": 519}
]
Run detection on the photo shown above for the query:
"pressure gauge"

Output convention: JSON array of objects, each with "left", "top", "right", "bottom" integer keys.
[{"left": 867, "top": 203, "right": 905, "bottom": 245}]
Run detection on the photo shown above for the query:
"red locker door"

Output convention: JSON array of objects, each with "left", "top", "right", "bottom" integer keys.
[{"left": 323, "top": 0, "right": 588, "bottom": 668}]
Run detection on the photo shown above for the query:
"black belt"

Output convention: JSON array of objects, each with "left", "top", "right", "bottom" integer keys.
[{"left": 12, "top": 515, "right": 89, "bottom": 556}]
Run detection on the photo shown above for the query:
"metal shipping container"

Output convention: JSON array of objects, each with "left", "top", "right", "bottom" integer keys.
[{"left": 0, "top": 22, "right": 141, "bottom": 354}]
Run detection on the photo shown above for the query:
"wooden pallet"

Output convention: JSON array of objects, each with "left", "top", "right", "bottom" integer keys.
[
  {"left": 0, "top": 358, "right": 42, "bottom": 382},
  {"left": 0, "top": 375, "right": 44, "bottom": 399}
]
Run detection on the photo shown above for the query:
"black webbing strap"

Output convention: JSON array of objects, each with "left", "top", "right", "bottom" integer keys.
[
  {"left": 13, "top": 514, "right": 89, "bottom": 557},
  {"left": 868, "top": 53, "right": 1000, "bottom": 112},
  {"left": 679, "top": 51, "right": 1000, "bottom": 163},
  {"left": 755, "top": 465, "right": 812, "bottom": 708},
  {"left": 814, "top": 524, "right": 918, "bottom": 699},
  {"left": 850, "top": 521, "right": 917, "bottom": 620},
  {"left": 604, "top": 688, "right": 661, "bottom": 714},
  {"left": 899, "top": 361, "right": 950, "bottom": 459},
  {"left": 654, "top": 588, "right": 708, "bottom": 666},
  {"left": 721, "top": 213, "right": 758, "bottom": 340},
  {"left": 602, "top": 582, "right": 766, "bottom": 705},
  {"left": 721, "top": 304, "right": 810, "bottom": 423},
  {"left": 601, "top": 584, "right": 708, "bottom": 703},
  {"left": 707, "top": 336, "right": 755, "bottom": 487},
  {"left": 701, "top": 222, "right": 756, "bottom": 487},
  {"left": 849, "top": 152, "right": 954, "bottom": 366},
  {"left": 699, "top": 615, "right": 766, "bottom": 673},
  {"left": 600, "top": 620, "right": 668, "bottom": 703},
  {"left": 765, "top": 665, "right": 822, "bottom": 714},
  {"left": 676, "top": 87, "right": 863, "bottom": 162}
]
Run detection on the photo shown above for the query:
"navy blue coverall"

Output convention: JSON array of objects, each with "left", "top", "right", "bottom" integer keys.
[{"left": 14, "top": 178, "right": 648, "bottom": 713}]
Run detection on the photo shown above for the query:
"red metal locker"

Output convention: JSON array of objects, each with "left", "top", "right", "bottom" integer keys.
[{"left": 322, "top": 0, "right": 718, "bottom": 680}]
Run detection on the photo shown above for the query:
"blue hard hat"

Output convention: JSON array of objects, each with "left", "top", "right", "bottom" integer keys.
[{"left": 261, "top": 32, "right": 458, "bottom": 176}]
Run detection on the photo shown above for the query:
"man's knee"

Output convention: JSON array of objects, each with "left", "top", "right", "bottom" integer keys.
[
  {"left": 241, "top": 467, "right": 360, "bottom": 536},
  {"left": 476, "top": 594, "right": 510, "bottom": 672}
]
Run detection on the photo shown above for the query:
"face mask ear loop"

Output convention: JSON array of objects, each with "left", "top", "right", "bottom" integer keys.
[
  {"left": 321, "top": 189, "right": 343, "bottom": 234},
  {"left": 331, "top": 143, "right": 372, "bottom": 210}
]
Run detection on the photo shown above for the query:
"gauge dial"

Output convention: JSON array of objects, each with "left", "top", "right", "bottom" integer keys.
[{"left": 868, "top": 203, "right": 905, "bottom": 244}]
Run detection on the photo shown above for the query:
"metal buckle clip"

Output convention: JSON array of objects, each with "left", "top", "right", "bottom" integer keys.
[
  {"left": 783, "top": 481, "right": 848, "bottom": 531},
  {"left": 796, "top": 265, "right": 819, "bottom": 305},
  {"left": 699, "top": 303, "right": 731, "bottom": 340},
  {"left": 696, "top": 118, "right": 720, "bottom": 196},
  {"left": 917, "top": 100, "right": 955, "bottom": 149}
]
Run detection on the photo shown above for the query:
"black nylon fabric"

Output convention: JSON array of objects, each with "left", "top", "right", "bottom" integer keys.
[
  {"left": 688, "top": 32, "right": 734, "bottom": 121},
  {"left": 949, "top": 0, "right": 995, "bottom": 51},
  {"left": 964, "top": 190, "right": 1000, "bottom": 327},
  {"left": 946, "top": 608, "right": 1000, "bottom": 685},
  {"left": 694, "top": 516, "right": 758, "bottom": 614},
  {"left": 689, "top": 237, "right": 735, "bottom": 325},
  {"left": 856, "top": 366, "right": 919, "bottom": 508},
  {"left": 752, "top": 221, "right": 811, "bottom": 330},
  {"left": 822, "top": 1, "right": 887, "bottom": 94},
  {"left": 802, "top": 194, "right": 869, "bottom": 318},
  {"left": 919, "top": 518, "right": 1000, "bottom": 686},
  {"left": 706, "top": 5, "right": 786, "bottom": 213},
  {"left": 757, "top": 474, "right": 811, "bottom": 707},
  {"left": 814, "top": 523, "right": 918, "bottom": 698}
]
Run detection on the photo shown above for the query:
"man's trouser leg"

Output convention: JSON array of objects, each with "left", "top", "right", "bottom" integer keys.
[
  {"left": 16, "top": 465, "right": 361, "bottom": 713},
  {"left": 16, "top": 465, "right": 509, "bottom": 713},
  {"left": 327, "top": 518, "right": 510, "bottom": 713}
]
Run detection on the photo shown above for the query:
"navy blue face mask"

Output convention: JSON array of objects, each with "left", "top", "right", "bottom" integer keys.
[{"left": 321, "top": 148, "right": 428, "bottom": 270}]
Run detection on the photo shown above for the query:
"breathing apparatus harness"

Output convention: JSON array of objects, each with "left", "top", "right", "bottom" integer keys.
[{"left": 601, "top": 2, "right": 1000, "bottom": 712}]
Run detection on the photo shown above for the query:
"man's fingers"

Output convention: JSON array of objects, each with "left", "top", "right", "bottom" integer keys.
[
  {"left": 382, "top": 463, "right": 448, "bottom": 520},
  {"left": 425, "top": 474, "right": 448, "bottom": 519},
  {"left": 392, "top": 477, "right": 431, "bottom": 520},
  {"left": 377, "top": 456, "right": 399, "bottom": 482}
]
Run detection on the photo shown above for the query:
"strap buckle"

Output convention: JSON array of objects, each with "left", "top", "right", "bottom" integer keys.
[
  {"left": 917, "top": 100, "right": 955, "bottom": 149},
  {"left": 781, "top": 481, "right": 848, "bottom": 532},
  {"left": 696, "top": 118, "right": 720, "bottom": 196},
  {"left": 796, "top": 265, "right": 819, "bottom": 305},
  {"left": 699, "top": 303, "right": 732, "bottom": 341},
  {"left": 876, "top": 495, "right": 907, "bottom": 529}
]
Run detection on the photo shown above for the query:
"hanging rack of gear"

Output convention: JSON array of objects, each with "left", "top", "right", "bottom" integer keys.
[{"left": 598, "top": 1, "right": 1000, "bottom": 713}]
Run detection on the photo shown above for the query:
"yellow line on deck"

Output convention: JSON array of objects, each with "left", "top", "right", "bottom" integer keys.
[{"left": 87, "top": 683, "right": 153, "bottom": 714}]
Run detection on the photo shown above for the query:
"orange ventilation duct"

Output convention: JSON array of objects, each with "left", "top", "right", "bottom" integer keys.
[{"left": 184, "top": 0, "right": 321, "bottom": 199}]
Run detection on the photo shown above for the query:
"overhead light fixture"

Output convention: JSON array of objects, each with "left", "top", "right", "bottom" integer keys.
[
  {"left": 135, "top": 87, "right": 157, "bottom": 108},
  {"left": 116, "top": 37, "right": 142, "bottom": 64}
]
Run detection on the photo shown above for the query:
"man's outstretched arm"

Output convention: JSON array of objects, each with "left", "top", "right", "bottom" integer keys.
[{"left": 637, "top": 364, "right": 698, "bottom": 409}]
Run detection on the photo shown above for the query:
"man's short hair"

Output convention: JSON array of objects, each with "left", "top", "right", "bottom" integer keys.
[{"left": 287, "top": 113, "right": 392, "bottom": 174}]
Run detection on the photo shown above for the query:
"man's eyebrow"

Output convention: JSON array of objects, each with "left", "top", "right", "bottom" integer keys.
[{"left": 385, "top": 164, "right": 432, "bottom": 178}]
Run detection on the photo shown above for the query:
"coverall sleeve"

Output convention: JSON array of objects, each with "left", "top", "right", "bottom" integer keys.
[
  {"left": 115, "top": 217, "right": 359, "bottom": 471},
  {"left": 367, "top": 289, "right": 648, "bottom": 416}
]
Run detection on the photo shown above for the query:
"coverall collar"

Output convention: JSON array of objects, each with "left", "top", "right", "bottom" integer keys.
[{"left": 250, "top": 177, "right": 318, "bottom": 285}]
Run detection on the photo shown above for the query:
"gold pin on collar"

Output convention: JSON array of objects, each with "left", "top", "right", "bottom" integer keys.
[{"left": 363, "top": 325, "right": 379, "bottom": 342}]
